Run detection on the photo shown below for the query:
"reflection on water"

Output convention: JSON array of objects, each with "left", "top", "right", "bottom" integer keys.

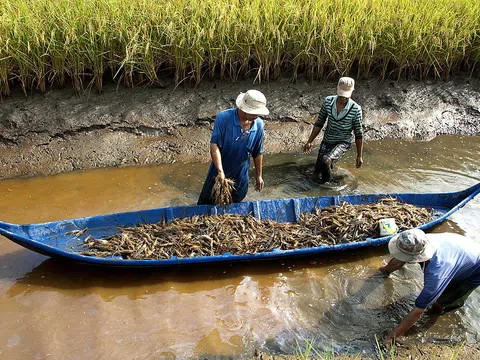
[{"left": 0, "top": 135, "right": 479, "bottom": 359}]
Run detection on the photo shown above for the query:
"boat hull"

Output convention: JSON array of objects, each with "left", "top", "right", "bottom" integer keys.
[{"left": 1, "top": 183, "right": 479, "bottom": 267}]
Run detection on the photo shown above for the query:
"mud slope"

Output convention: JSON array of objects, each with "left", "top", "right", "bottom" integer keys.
[{"left": 1, "top": 77, "right": 479, "bottom": 179}]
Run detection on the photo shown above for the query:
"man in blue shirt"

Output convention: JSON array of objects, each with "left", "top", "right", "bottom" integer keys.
[
  {"left": 197, "top": 90, "right": 269, "bottom": 205},
  {"left": 379, "top": 229, "right": 480, "bottom": 343}
]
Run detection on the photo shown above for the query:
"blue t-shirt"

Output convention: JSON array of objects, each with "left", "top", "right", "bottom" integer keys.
[
  {"left": 199, "top": 108, "right": 264, "bottom": 202},
  {"left": 415, "top": 234, "right": 480, "bottom": 309},
  {"left": 210, "top": 108, "right": 264, "bottom": 171}
]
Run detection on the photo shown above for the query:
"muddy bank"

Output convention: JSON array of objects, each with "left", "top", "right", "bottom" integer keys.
[
  {"left": 253, "top": 342, "right": 480, "bottom": 359},
  {"left": 1, "top": 76, "right": 479, "bottom": 179}
]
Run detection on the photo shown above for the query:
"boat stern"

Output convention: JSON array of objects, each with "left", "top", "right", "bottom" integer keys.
[
  {"left": 0, "top": 221, "right": 25, "bottom": 237},
  {"left": 0, "top": 221, "right": 34, "bottom": 247}
]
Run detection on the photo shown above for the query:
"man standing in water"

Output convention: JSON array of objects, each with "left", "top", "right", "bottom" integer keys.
[
  {"left": 303, "top": 77, "right": 363, "bottom": 184},
  {"left": 380, "top": 229, "right": 480, "bottom": 343},
  {"left": 197, "top": 90, "right": 269, "bottom": 205}
]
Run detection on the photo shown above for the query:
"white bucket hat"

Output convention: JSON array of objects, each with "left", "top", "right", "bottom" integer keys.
[
  {"left": 236, "top": 90, "right": 269, "bottom": 116},
  {"left": 388, "top": 228, "right": 436, "bottom": 263},
  {"left": 337, "top": 77, "right": 355, "bottom": 98}
]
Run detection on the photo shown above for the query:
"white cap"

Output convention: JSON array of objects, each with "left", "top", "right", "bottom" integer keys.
[
  {"left": 337, "top": 77, "right": 355, "bottom": 98},
  {"left": 236, "top": 90, "right": 269, "bottom": 116}
]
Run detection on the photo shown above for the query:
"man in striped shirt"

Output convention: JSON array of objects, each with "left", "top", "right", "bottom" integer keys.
[{"left": 303, "top": 77, "right": 364, "bottom": 184}]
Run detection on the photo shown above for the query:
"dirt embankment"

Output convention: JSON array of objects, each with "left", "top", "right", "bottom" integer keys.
[
  {"left": 253, "top": 342, "right": 480, "bottom": 359},
  {"left": 1, "top": 77, "right": 479, "bottom": 180}
]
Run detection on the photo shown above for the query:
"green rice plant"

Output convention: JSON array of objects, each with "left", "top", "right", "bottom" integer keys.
[
  {"left": 0, "top": 0, "right": 479, "bottom": 95},
  {"left": 294, "top": 338, "right": 365, "bottom": 360},
  {"left": 289, "top": 336, "right": 470, "bottom": 359},
  {"left": 294, "top": 338, "right": 333, "bottom": 359},
  {"left": 374, "top": 335, "right": 397, "bottom": 360},
  {"left": 0, "top": 30, "right": 12, "bottom": 95}
]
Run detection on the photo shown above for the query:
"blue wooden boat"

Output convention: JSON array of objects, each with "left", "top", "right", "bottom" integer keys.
[{"left": 1, "top": 183, "right": 479, "bottom": 267}]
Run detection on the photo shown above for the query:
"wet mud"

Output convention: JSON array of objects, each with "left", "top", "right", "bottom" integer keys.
[{"left": 1, "top": 76, "right": 480, "bottom": 179}]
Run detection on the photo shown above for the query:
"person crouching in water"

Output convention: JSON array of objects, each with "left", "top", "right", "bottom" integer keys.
[
  {"left": 197, "top": 90, "right": 269, "bottom": 205},
  {"left": 380, "top": 229, "right": 480, "bottom": 344},
  {"left": 303, "top": 77, "right": 363, "bottom": 184}
]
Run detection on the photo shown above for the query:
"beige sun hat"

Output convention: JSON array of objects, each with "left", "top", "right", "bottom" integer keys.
[
  {"left": 337, "top": 77, "right": 355, "bottom": 98},
  {"left": 388, "top": 228, "right": 436, "bottom": 263},
  {"left": 236, "top": 90, "right": 269, "bottom": 116}
]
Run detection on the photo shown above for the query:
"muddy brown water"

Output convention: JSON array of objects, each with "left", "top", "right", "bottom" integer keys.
[{"left": 0, "top": 135, "right": 479, "bottom": 359}]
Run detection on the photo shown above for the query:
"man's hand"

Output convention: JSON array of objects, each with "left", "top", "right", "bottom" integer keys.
[
  {"left": 383, "top": 332, "right": 405, "bottom": 349},
  {"left": 356, "top": 155, "right": 363, "bottom": 168},
  {"left": 216, "top": 171, "right": 225, "bottom": 181},
  {"left": 378, "top": 266, "right": 391, "bottom": 278},
  {"left": 383, "top": 334, "right": 396, "bottom": 350},
  {"left": 255, "top": 176, "right": 264, "bottom": 191},
  {"left": 383, "top": 258, "right": 406, "bottom": 274},
  {"left": 303, "top": 142, "right": 313, "bottom": 154},
  {"left": 385, "top": 307, "right": 425, "bottom": 344}
]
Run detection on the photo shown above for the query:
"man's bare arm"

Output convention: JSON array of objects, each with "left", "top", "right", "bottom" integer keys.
[
  {"left": 304, "top": 126, "right": 322, "bottom": 153},
  {"left": 355, "top": 138, "right": 363, "bottom": 168},
  {"left": 380, "top": 258, "right": 406, "bottom": 277},
  {"left": 254, "top": 154, "right": 264, "bottom": 191},
  {"left": 210, "top": 143, "right": 225, "bottom": 179},
  {"left": 386, "top": 307, "right": 425, "bottom": 342}
]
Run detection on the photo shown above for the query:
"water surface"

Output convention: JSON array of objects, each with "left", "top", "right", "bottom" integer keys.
[{"left": 1, "top": 135, "right": 479, "bottom": 359}]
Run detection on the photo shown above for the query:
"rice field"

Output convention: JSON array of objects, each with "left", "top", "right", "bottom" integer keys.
[{"left": 1, "top": 0, "right": 479, "bottom": 95}]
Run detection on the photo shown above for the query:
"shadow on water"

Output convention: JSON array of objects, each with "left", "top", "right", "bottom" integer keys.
[
  {"left": 260, "top": 264, "right": 469, "bottom": 358},
  {"left": 255, "top": 266, "right": 394, "bottom": 356},
  {"left": 3, "top": 245, "right": 389, "bottom": 301},
  {"left": 252, "top": 220, "right": 467, "bottom": 357}
]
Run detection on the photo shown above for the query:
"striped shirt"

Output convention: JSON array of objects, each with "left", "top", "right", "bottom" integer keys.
[{"left": 314, "top": 95, "right": 363, "bottom": 144}]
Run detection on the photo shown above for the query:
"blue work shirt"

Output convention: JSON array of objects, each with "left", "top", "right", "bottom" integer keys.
[
  {"left": 415, "top": 234, "right": 480, "bottom": 309},
  {"left": 197, "top": 108, "right": 264, "bottom": 204}
]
